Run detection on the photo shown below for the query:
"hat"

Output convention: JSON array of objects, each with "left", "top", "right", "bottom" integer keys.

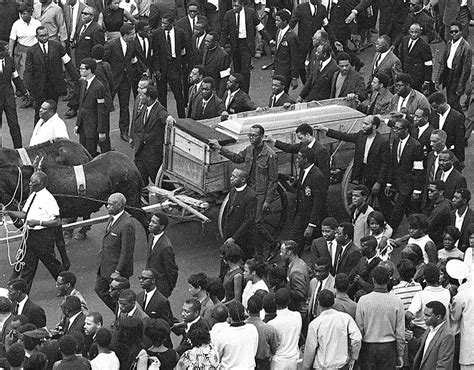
[
  {"left": 23, "top": 328, "right": 49, "bottom": 339},
  {"left": 446, "top": 259, "right": 469, "bottom": 282}
]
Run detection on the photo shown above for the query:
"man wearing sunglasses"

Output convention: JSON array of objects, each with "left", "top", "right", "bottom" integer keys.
[{"left": 435, "top": 21, "right": 472, "bottom": 114}]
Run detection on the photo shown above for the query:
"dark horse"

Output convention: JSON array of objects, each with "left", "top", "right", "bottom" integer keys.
[
  {"left": 0, "top": 152, "right": 148, "bottom": 233},
  {"left": 0, "top": 138, "right": 92, "bottom": 166}
]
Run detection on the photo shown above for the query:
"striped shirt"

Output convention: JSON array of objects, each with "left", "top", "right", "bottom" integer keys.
[{"left": 392, "top": 280, "right": 422, "bottom": 311}]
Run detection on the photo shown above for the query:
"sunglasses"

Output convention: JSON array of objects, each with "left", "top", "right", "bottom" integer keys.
[
  {"left": 450, "top": 30, "right": 460, "bottom": 34},
  {"left": 81, "top": 11, "right": 93, "bottom": 15}
]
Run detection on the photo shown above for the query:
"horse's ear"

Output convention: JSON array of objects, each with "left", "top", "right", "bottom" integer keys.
[{"left": 31, "top": 156, "right": 44, "bottom": 172}]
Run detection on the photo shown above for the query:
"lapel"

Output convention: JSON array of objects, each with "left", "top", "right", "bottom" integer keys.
[
  {"left": 421, "top": 323, "right": 445, "bottom": 365},
  {"left": 366, "top": 132, "right": 379, "bottom": 157},
  {"left": 340, "top": 70, "right": 351, "bottom": 94},
  {"left": 452, "top": 39, "right": 464, "bottom": 64},
  {"left": 80, "top": 80, "right": 88, "bottom": 101},
  {"left": 105, "top": 212, "right": 124, "bottom": 236},
  {"left": 228, "top": 187, "right": 238, "bottom": 213},
  {"left": 372, "top": 52, "right": 380, "bottom": 72}
]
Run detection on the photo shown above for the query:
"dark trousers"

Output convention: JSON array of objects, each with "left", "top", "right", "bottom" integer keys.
[
  {"left": 232, "top": 39, "right": 252, "bottom": 94},
  {"left": 134, "top": 152, "right": 162, "bottom": 185},
  {"left": 255, "top": 358, "right": 271, "bottom": 370},
  {"left": 157, "top": 60, "right": 186, "bottom": 118},
  {"left": 95, "top": 274, "right": 117, "bottom": 312},
  {"left": 98, "top": 131, "right": 112, "bottom": 154},
  {"left": 112, "top": 77, "right": 132, "bottom": 135},
  {"left": 0, "top": 100, "right": 22, "bottom": 148},
  {"left": 79, "top": 133, "right": 98, "bottom": 157},
  {"left": 16, "top": 228, "right": 62, "bottom": 294},
  {"left": 359, "top": 341, "right": 397, "bottom": 370},
  {"left": 389, "top": 188, "right": 415, "bottom": 233},
  {"left": 446, "top": 74, "right": 464, "bottom": 115}
]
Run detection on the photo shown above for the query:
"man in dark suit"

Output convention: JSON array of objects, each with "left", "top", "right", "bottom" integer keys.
[
  {"left": 74, "top": 58, "right": 109, "bottom": 157},
  {"left": 60, "top": 296, "right": 86, "bottom": 336},
  {"left": 222, "top": 168, "right": 260, "bottom": 260},
  {"left": 146, "top": 212, "right": 179, "bottom": 298},
  {"left": 115, "top": 289, "right": 150, "bottom": 328},
  {"left": 187, "top": 65, "right": 204, "bottom": 118},
  {"left": 450, "top": 188, "right": 474, "bottom": 252},
  {"left": 390, "top": 73, "right": 430, "bottom": 121},
  {"left": 428, "top": 91, "right": 465, "bottom": 163},
  {"left": 413, "top": 108, "right": 434, "bottom": 157},
  {"left": 132, "top": 21, "right": 152, "bottom": 98},
  {"left": 63, "top": 0, "right": 85, "bottom": 51},
  {"left": 272, "top": 10, "right": 299, "bottom": 93},
  {"left": 8, "top": 278, "right": 46, "bottom": 329},
  {"left": 385, "top": 118, "right": 425, "bottom": 233},
  {"left": 271, "top": 122, "right": 330, "bottom": 188},
  {"left": 137, "top": 268, "right": 174, "bottom": 323},
  {"left": 221, "top": 72, "right": 257, "bottom": 116},
  {"left": 435, "top": 21, "right": 472, "bottom": 114},
  {"left": 151, "top": 14, "right": 191, "bottom": 118},
  {"left": 95, "top": 193, "right": 135, "bottom": 312},
  {"left": 413, "top": 301, "right": 454, "bottom": 370},
  {"left": 24, "top": 26, "right": 79, "bottom": 125},
  {"left": 173, "top": 298, "right": 209, "bottom": 356},
  {"left": 0, "top": 41, "right": 27, "bottom": 148},
  {"left": 130, "top": 85, "right": 174, "bottom": 187},
  {"left": 202, "top": 31, "right": 232, "bottom": 97},
  {"left": 310, "top": 217, "right": 339, "bottom": 275},
  {"left": 365, "top": 72, "right": 393, "bottom": 115},
  {"left": 398, "top": 24, "right": 433, "bottom": 92},
  {"left": 189, "top": 76, "right": 225, "bottom": 120},
  {"left": 334, "top": 223, "right": 361, "bottom": 275},
  {"left": 297, "top": 43, "right": 338, "bottom": 102},
  {"left": 267, "top": 75, "right": 295, "bottom": 108},
  {"left": 330, "top": 52, "right": 367, "bottom": 102},
  {"left": 73, "top": 7, "right": 105, "bottom": 67},
  {"left": 438, "top": 150, "right": 467, "bottom": 201},
  {"left": 317, "top": 115, "right": 391, "bottom": 215},
  {"left": 219, "top": 0, "right": 273, "bottom": 93},
  {"left": 83, "top": 312, "right": 102, "bottom": 359},
  {"left": 291, "top": 147, "right": 327, "bottom": 251},
  {"left": 369, "top": 35, "right": 402, "bottom": 90},
  {"left": 191, "top": 20, "right": 207, "bottom": 66}
]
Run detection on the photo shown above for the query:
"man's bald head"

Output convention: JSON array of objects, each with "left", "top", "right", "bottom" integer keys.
[{"left": 107, "top": 193, "right": 126, "bottom": 215}]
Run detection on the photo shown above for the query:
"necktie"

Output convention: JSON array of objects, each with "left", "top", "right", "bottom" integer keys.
[
  {"left": 436, "top": 168, "right": 443, "bottom": 180},
  {"left": 397, "top": 141, "right": 403, "bottom": 162},
  {"left": 373, "top": 53, "right": 381, "bottom": 71},
  {"left": 143, "top": 108, "right": 148, "bottom": 124},
  {"left": 166, "top": 31, "right": 171, "bottom": 51},
  {"left": 142, "top": 38, "right": 146, "bottom": 56},
  {"left": 236, "top": 12, "right": 240, "bottom": 35},
  {"left": 143, "top": 292, "right": 149, "bottom": 310},
  {"left": 328, "top": 241, "right": 334, "bottom": 266},
  {"left": 63, "top": 318, "right": 70, "bottom": 334},
  {"left": 277, "top": 30, "right": 282, "bottom": 48},
  {"left": 70, "top": 6, "right": 74, "bottom": 37},
  {"left": 80, "top": 25, "right": 87, "bottom": 38},
  {"left": 12, "top": 302, "right": 19, "bottom": 315},
  {"left": 202, "top": 100, "right": 207, "bottom": 113},
  {"left": 0, "top": 59, "right": 4, "bottom": 73},
  {"left": 408, "top": 40, "right": 413, "bottom": 53},
  {"left": 106, "top": 216, "right": 114, "bottom": 232},
  {"left": 41, "top": 43, "right": 47, "bottom": 54},
  {"left": 429, "top": 157, "right": 437, "bottom": 181},
  {"left": 192, "top": 18, "right": 195, "bottom": 33},
  {"left": 271, "top": 95, "right": 276, "bottom": 107}
]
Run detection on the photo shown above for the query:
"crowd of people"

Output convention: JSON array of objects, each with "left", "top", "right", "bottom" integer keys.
[{"left": 1, "top": 0, "right": 474, "bottom": 368}]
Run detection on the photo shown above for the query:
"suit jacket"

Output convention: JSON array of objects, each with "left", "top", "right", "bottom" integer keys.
[
  {"left": 394, "top": 9, "right": 436, "bottom": 48},
  {"left": 335, "top": 242, "right": 361, "bottom": 275},
  {"left": 414, "top": 124, "right": 434, "bottom": 156},
  {"left": 219, "top": 7, "right": 267, "bottom": 57},
  {"left": 146, "top": 233, "right": 179, "bottom": 298},
  {"left": 223, "top": 89, "right": 256, "bottom": 113},
  {"left": 300, "top": 58, "right": 338, "bottom": 101},
  {"left": 388, "top": 136, "right": 425, "bottom": 194},
  {"left": 310, "top": 237, "right": 337, "bottom": 275},
  {"left": 367, "top": 87, "right": 393, "bottom": 115},
  {"left": 94, "top": 60, "right": 115, "bottom": 112},
  {"left": 399, "top": 36, "right": 433, "bottom": 89},
  {"left": 268, "top": 92, "right": 294, "bottom": 107},
  {"left": 190, "top": 93, "right": 225, "bottom": 120},
  {"left": 202, "top": 45, "right": 232, "bottom": 98},
  {"left": 187, "top": 83, "right": 203, "bottom": 118},
  {"left": 273, "top": 28, "right": 299, "bottom": 80},
  {"left": 389, "top": 89, "right": 431, "bottom": 119},
  {"left": 429, "top": 107, "right": 466, "bottom": 162},
  {"left": 64, "top": 312, "right": 86, "bottom": 335},
  {"left": 133, "top": 35, "right": 152, "bottom": 76},
  {"left": 295, "top": 165, "right": 327, "bottom": 227},
  {"left": 289, "top": 3, "right": 329, "bottom": 56},
  {"left": 370, "top": 50, "right": 402, "bottom": 88},
  {"left": 137, "top": 289, "right": 174, "bottom": 324},
  {"left": 0, "top": 56, "right": 26, "bottom": 106},
  {"left": 274, "top": 140, "right": 330, "bottom": 188},
  {"left": 443, "top": 168, "right": 467, "bottom": 201},
  {"left": 223, "top": 185, "right": 259, "bottom": 254},
  {"left": 330, "top": 69, "right": 367, "bottom": 101},
  {"left": 176, "top": 15, "right": 208, "bottom": 40},
  {"left": 413, "top": 322, "right": 454, "bottom": 370},
  {"left": 307, "top": 274, "right": 336, "bottom": 321},
  {"left": 151, "top": 26, "right": 191, "bottom": 75},
  {"left": 21, "top": 299, "right": 47, "bottom": 329},
  {"left": 326, "top": 130, "right": 390, "bottom": 187},
  {"left": 99, "top": 211, "right": 135, "bottom": 279},
  {"left": 76, "top": 77, "right": 108, "bottom": 139},
  {"left": 115, "top": 303, "right": 150, "bottom": 327},
  {"left": 73, "top": 21, "right": 105, "bottom": 67},
  {"left": 104, "top": 36, "right": 136, "bottom": 91},
  {"left": 24, "top": 41, "right": 78, "bottom": 100},
  {"left": 191, "top": 33, "right": 207, "bottom": 65},
  {"left": 63, "top": 2, "right": 86, "bottom": 43},
  {"left": 347, "top": 255, "right": 382, "bottom": 297},
  {"left": 131, "top": 100, "right": 169, "bottom": 166},
  {"left": 436, "top": 38, "right": 472, "bottom": 96},
  {"left": 450, "top": 208, "right": 474, "bottom": 252},
  {"left": 287, "top": 257, "right": 311, "bottom": 307}
]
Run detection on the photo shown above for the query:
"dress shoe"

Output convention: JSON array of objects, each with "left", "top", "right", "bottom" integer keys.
[
  {"left": 120, "top": 132, "right": 130, "bottom": 142},
  {"left": 65, "top": 109, "right": 77, "bottom": 119}
]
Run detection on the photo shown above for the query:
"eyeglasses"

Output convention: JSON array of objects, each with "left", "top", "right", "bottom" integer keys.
[
  {"left": 188, "top": 9, "right": 198, "bottom": 12},
  {"left": 79, "top": 66, "right": 89, "bottom": 70},
  {"left": 450, "top": 29, "right": 460, "bottom": 34},
  {"left": 81, "top": 11, "right": 93, "bottom": 15},
  {"left": 138, "top": 276, "right": 152, "bottom": 280}
]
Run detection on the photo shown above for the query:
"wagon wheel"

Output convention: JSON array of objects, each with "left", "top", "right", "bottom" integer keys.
[
  {"left": 341, "top": 159, "right": 355, "bottom": 215},
  {"left": 218, "top": 181, "right": 289, "bottom": 239},
  {"left": 155, "top": 165, "right": 181, "bottom": 190}
]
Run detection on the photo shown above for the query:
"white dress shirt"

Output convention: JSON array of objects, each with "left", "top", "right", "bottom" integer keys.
[
  {"left": 30, "top": 113, "right": 69, "bottom": 146},
  {"left": 438, "top": 106, "right": 451, "bottom": 130},
  {"left": 447, "top": 38, "right": 461, "bottom": 69}
]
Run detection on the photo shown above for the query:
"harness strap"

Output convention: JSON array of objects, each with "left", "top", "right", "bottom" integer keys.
[
  {"left": 73, "top": 165, "right": 87, "bottom": 196},
  {"left": 16, "top": 148, "right": 32, "bottom": 166}
]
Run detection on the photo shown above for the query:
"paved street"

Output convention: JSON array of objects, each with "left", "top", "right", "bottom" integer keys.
[{"left": 0, "top": 32, "right": 473, "bottom": 334}]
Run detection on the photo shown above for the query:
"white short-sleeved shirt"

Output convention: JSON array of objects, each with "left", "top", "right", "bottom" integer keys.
[
  {"left": 9, "top": 18, "right": 42, "bottom": 47},
  {"left": 408, "top": 286, "right": 451, "bottom": 329},
  {"left": 22, "top": 188, "right": 60, "bottom": 230}
]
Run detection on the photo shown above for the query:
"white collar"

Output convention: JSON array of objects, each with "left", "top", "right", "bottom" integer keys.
[
  {"left": 451, "top": 38, "right": 462, "bottom": 47},
  {"left": 307, "top": 138, "right": 316, "bottom": 148},
  {"left": 441, "top": 166, "right": 454, "bottom": 178},
  {"left": 126, "top": 305, "right": 137, "bottom": 317},
  {"left": 273, "top": 90, "right": 285, "bottom": 102},
  {"left": 399, "top": 134, "right": 410, "bottom": 145},
  {"left": 303, "top": 163, "right": 314, "bottom": 174},
  {"left": 235, "top": 184, "right": 247, "bottom": 192},
  {"left": 112, "top": 210, "right": 124, "bottom": 224},
  {"left": 145, "top": 286, "right": 157, "bottom": 296},
  {"left": 456, "top": 207, "right": 468, "bottom": 219},
  {"left": 279, "top": 25, "right": 289, "bottom": 38},
  {"left": 68, "top": 311, "right": 81, "bottom": 325},
  {"left": 439, "top": 105, "right": 451, "bottom": 118}
]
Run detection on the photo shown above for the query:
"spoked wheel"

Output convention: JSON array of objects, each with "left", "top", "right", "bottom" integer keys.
[
  {"left": 218, "top": 181, "right": 289, "bottom": 239},
  {"left": 155, "top": 165, "right": 181, "bottom": 190},
  {"left": 341, "top": 159, "right": 355, "bottom": 215}
]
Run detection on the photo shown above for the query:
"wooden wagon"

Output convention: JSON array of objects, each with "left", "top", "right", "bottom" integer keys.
[{"left": 155, "top": 99, "right": 393, "bottom": 236}]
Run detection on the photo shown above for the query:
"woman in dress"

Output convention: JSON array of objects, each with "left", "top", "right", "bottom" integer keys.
[
  {"left": 221, "top": 242, "right": 244, "bottom": 303},
  {"left": 176, "top": 326, "right": 219, "bottom": 369},
  {"left": 406, "top": 214, "right": 438, "bottom": 264},
  {"left": 367, "top": 210, "right": 393, "bottom": 260},
  {"left": 103, "top": 0, "right": 137, "bottom": 40}
]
